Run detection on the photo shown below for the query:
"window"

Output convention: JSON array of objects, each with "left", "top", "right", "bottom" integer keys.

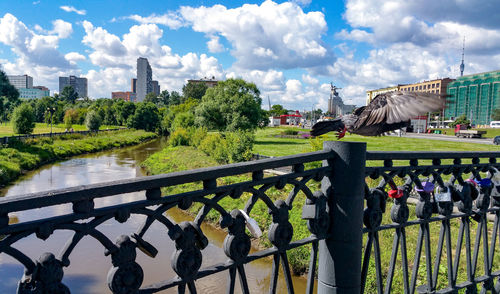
[
  {"left": 412, "top": 87, "right": 414, "bottom": 91},
  {"left": 423, "top": 85, "right": 427, "bottom": 89}
]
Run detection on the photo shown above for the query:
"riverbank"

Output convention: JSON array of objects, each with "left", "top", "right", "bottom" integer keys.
[
  {"left": 0, "top": 129, "right": 157, "bottom": 186},
  {"left": 141, "top": 145, "right": 315, "bottom": 275}
]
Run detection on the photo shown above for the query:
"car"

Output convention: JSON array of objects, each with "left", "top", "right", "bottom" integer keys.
[{"left": 494, "top": 136, "right": 500, "bottom": 145}]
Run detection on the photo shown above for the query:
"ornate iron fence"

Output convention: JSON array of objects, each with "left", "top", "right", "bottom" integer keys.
[{"left": 0, "top": 141, "right": 499, "bottom": 293}]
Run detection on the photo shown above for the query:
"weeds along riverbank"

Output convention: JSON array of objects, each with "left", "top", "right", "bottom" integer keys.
[{"left": 0, "top": 129, "right": 157, "bottom": 186}]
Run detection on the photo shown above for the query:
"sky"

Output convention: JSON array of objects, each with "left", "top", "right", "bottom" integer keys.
[{"left": 1, "top": 0, "right": 499, "bottom": 111}]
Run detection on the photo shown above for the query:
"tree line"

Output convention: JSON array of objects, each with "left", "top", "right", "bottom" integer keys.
[{"left": 0, "top": 69, "right": 269, "bottom": 135}]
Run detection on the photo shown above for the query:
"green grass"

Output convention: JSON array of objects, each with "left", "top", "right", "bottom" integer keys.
[
  {"left": 141, "top": 127, "right": 500, "bottom": 292},
  {"left": 253, "top": 127, "right": 500, "bottom": 156},
  {"left": 0, "top": 122, "right": 121, "bottom": 137},
  {"left": 0, "top": 129, "right": 157, "bottom": 186}
]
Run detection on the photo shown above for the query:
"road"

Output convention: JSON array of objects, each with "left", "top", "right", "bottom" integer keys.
[{"left": 395, "top": 132, "right": 497, "bottom": 145}]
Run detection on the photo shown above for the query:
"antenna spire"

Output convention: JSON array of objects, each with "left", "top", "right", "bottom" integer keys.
[{"left": 460, "top": 36, "right": 465, "bottom": 77}]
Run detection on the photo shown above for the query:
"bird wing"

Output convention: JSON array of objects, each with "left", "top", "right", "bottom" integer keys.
[
  {"left": 310, "top": 119, "right": 344, "bottom": 136},
  {"left": 354, "top": 91, "right": 446, "bottom": 129}
]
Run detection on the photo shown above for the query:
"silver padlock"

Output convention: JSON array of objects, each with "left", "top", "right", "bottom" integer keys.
[
  {"left": 239, "top": 210, "right": 262, "bottom": 238},
  {"left": 434, "top": 188, "right": 451, "bottom": 202}
]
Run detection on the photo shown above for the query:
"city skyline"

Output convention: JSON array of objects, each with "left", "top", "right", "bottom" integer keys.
[{"left": 0, "top": 0, "right": 499, "bottom": 111}]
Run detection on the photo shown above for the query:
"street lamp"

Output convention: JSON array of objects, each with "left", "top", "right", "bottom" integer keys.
[{"left": 46, "top": 107, "right": 56, "bottom": 136}]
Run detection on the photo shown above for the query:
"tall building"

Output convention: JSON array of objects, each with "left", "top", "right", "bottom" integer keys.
[
  {"left": 59, "top": 76, "right": 88, "bottom": 98},
  {"left": 7, "top": 74, "right": 33, "bottom": 89},
  {"left": 131, "top": 78, "right": 137, "bottom": 93},
  {"left": 136, "top": 57, "right": 152, "bottom": 101},
  {"left": 445, "top": 70, "right": 500, "bottom": 126},
  {"left": 152, "top": 80, "right": 160, "bottom": 96}
]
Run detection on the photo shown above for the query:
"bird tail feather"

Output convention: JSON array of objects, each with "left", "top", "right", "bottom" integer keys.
[{"left": 310, "top": 119, "right": 343, "bottom": 137}]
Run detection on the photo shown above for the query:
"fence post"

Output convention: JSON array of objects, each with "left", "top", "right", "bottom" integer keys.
[{"left": 318, "top": 141, "right": 366, "bottom": 294}]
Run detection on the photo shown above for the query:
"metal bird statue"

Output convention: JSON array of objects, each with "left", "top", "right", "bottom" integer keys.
[{"left": 311, "top": 91, "right": 446, "bottom": 139}]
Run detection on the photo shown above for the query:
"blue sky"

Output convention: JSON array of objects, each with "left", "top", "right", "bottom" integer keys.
[{"left": 1, "top": 0, "right": 499, "bottom": 111}]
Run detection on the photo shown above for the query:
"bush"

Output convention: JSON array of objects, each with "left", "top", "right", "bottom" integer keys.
[
  {"left": 189, "top": 127, "right": 208, "bottom": 147},
  {"left": 171, "top": 112, "right": 195, "bottom": 131},
  {"left": 169, "top": 127, "right": 191, "bottom": 146},
  {"left": 127, "top": 102, "right": 160, "bottom": 132},
  {"left": 11, "top": 103, "right": 35, "bottom": 134},
  {"left": 282, "top": 129, "right": 299, "bottom": 135},
  {"left": 64, "top": 109, "right": 78, "bottom": 130},
  {"left": 225, "top": 131, "right": 254, "bottom": 162},
  {"left": 199, "top": 133, "right": 228, "bottom": 163},
  {"left": 85, "top": 110, "right": 102, "bottom": 132}
]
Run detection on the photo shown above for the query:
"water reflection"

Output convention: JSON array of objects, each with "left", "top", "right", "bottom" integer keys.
[{"left": 0, "top": 138, "right": 313, "bottom": 293}]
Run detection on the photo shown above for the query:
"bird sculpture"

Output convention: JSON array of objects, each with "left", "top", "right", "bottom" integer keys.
[{"left": 311, "top": 91, "right": 446, "bottom": 139}]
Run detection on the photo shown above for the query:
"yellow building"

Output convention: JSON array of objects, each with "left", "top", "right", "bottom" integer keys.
[
  {"left": 366, "top": 78, "right": 454, "bottom": 105},
  {"left": 399, "top": 78, "right": 454, "bottom": 95},
  {"left": 366, "top": 86, "right": 399, "bottom": 105}
]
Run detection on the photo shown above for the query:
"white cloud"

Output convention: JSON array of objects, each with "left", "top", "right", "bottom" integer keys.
[
  {"left": 65, "top": 52, "right": 86, "bottom": 65},
  {"left": 60, "top": 5, "right": 86, "bottom": 16},
  {"left": 127, "top": 12, "right": 185, "bottom": 30},
  {"left": 80, "top": 21, "right": 225, "bottom": 97},
  {"left": 180, "top": 0, "right": 334, "bottom": 70},
  {"left": 0, "top": 13, "right": 72, "bottom": 69},
  {"left": 207, "top": 36, "right": 224, "bottom": 53},
  {"left": 50, "top": 19, "right": 73, "bottom": 38}
]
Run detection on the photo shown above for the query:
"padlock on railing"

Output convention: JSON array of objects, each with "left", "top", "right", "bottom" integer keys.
[
  {"left": 239, "top": 209, "right": 262, "bottom": 238},
  {"left": 434, "top": 186, "right": 451, "bottom": 202},
  {"left": 388, "top": 188, "right": 403, "bottom": 199},
  {"left": 415, "top": 181, "right": 434, "bottom": 194},
  {"left": 435, "top": 185, "right": 453, "bottom": 216}
]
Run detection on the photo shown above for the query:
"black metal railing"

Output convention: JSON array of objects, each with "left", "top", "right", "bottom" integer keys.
[
  {"left": 0, "top": 127, "right": 128, "bottom": 144},
  {"left": 363, "top": 150, "right": 500, "bottom": 294},
  {"left": 1, "top": 141, "right": 500, "bottom": 293}
]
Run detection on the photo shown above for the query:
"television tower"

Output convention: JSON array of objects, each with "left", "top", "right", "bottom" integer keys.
[{"left": 460, "top": 37, "right": 465, "bottom": 77}]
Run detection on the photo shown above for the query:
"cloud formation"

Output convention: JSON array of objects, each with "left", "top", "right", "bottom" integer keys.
[
  {"left": 60, "top": 5, "right": 86, "bottom": 16},
  {"left": 81, "top": 21, "right": 224, "bottom": 97},
  {"left": 0, "top": 13, "right": 75, "bottom": 90},
  {"left": 180, "top": 1, "right": 335, "bottom": 71}
]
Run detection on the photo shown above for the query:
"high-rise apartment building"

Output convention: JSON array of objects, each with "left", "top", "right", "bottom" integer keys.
[
  {"left": 136, "top": 57, "right": 152, "bottom": 101},
  {"left": 59, "top": 76, "right": 88, "bottom": 98},
  {"left": 131, "top": 78, "right": 137, "bottom": 93},
  {"left": 7, "top": 74, "right": 33, "bottom": 89},
  {"left": 152, "top": 80, "right": 160, "bottom": 96}
]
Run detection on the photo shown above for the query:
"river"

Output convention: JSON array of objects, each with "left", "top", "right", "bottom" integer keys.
[{"left": 0, "top": 138, "right": 312, "bottom": 293}]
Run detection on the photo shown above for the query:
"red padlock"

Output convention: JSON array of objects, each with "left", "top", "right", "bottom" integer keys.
[{"left": 388, "top": 189, "right": 403, "bottom": 199}]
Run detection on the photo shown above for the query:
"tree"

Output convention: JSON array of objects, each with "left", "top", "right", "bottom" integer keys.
[
  {"left": 60, "top": 85, "right": 78, "bottom": 104},
  {"left": 0, "top": 69, "right": 19, "bottom": 103},
  {"left": 85, "top": 110, "right": 102, "bottom": 132},
  {"left": 269, "top": 104, "right": 288, "bottom": 117},
  {"left": 195, "top": 78, "right": 266, "bottom": 131},
  {"left": 127, "top": 102, "right": 160, "bottom": 132},
  {"left": 158, "top": 90, "right": 170, "bottom": 106},
  {"left": 144, "top": 92, "right": 159, "bottom": 105},
  {"left": 182, "top": 82, "right": 208, "bottom": 102},
  {"left": 449, "top": 114, "right": 470, "bottom": 128},
  {"left": 170, "top": 91, "right": 182, "bottom": 106},
  {"left": 492, "top": 108, "right": 500, "bottom": 121},
  {"left": 64, "top": 109, "right": 79, "bottom": 129},
  {"left": 11, "top": 103, "right": 35, "bottom": 134}
]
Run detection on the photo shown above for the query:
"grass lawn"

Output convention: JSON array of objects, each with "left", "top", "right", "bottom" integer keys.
[
  {"left": 0, "top": 122, "right": 121, "bottom": 137},
  {"left": 253, "top": 126, "right": 500, "bottom": 156}
]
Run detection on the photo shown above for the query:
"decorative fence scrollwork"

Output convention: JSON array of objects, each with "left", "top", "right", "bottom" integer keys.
[{"left": 1, "top": 142, "right": 500, "bottom": 293}]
